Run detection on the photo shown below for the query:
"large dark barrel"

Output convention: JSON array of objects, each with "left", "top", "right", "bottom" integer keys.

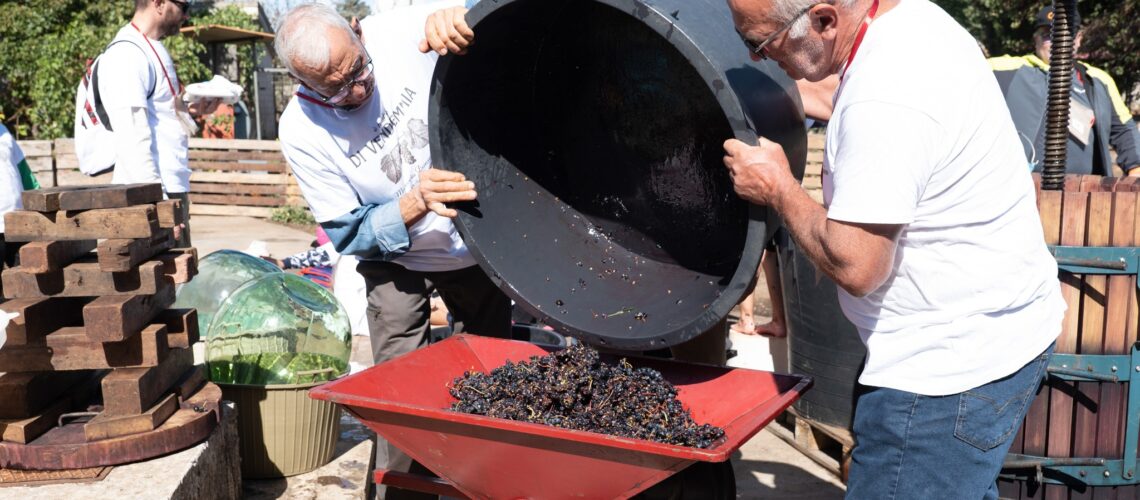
[
  {"left": 429, "top": 0, "right": 806, "bottom": 349},
  {"left": 776, "top": 234, "right": 866, "bottom": 429}
]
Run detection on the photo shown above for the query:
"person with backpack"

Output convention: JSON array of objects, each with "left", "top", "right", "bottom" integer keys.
[
  {"left": 74, "top": 0, "right": 217, "bottom": 247},
  {"left": 0, "top": 124, "right": 40, "bottom": 273},
  {"left": 989, "top": 5, "right": 1140, "bottom": 176}
]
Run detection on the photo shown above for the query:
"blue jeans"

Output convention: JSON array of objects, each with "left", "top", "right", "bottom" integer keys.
[{"left": 846, "top": 344, "right": 1053, "bottom": 499}]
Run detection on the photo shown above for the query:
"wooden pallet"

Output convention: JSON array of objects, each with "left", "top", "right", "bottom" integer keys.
[{"left": 768, "top": 408, "right": 853, "bottom": 483}]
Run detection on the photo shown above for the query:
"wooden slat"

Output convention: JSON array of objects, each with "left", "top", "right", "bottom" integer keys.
[
  {"left": 3, "top": 205, "right": 159, "bottom": 242},
  {"left": 156, "top": 309, "right": 199, "bottom": 349},
  {"left": 190, "top": 193, "right": 285, "bottom": 207},
  {"left": 82, "top": 283, "right": 176, "bottom": 342},
  {"left": 155, "top": 199, "right": 184, "bottom": 228},
  {"left": 0, "top": 371, "right": 90, "bottom": 419},
  {"left": 1073, "top": 192, "right": 1111, "bottom": 482},
  {"left": 15, "top": 141, "right": 51, "bottom": 157},
  {"left": 0, "top": 395, "right": 72, "bottom": 444},
  {"left": 189, "top": 182, "right": 286, "bottom": 196},
  {"left": 24, "top": 157, "right": 52, "bottom": 173},
  {"left": 100, "top": 348, "right": 193, "bottom": 416},
  {"left": 21, "top": 184, "right": 163, "bottom": 212},
  {"left": 2, "top": 260, "right": 165, "bottom": 299},
  {"left": 188, "top": 203, "right": 274, "bottom": 218},
  {"left": 18, "top": 240, "right": 96, "bottom": 274},
  {"left": 189, "top": 171, "right": 291, "bottom": 185},
  {"left": 189, "top": 160, "right": 288, "bottom": 173},
  {"left": 1046, "top": 189, "right": 1089, "bottom": 500},
  {"left": 53, "top": 138, "right": 75, "bottom": 155},
  {"left": 189, "top": 149, "right": 284, "bottom": 162},
  {"left": 83, "top": 393, "right": 179, "bottom": 441},
  {"left": 97, "top": 229, "right": 175, "bottom": 272},
  {"left": 0, "top": 297, "right": 86, "bottom": 346},
  {"left": 188, "top": 138, "right": 280, "bottom": 151}
]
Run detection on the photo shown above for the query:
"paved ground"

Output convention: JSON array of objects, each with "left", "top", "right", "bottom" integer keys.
[{"left": 193, "top": 215, "right": 846, "bottom": 499}]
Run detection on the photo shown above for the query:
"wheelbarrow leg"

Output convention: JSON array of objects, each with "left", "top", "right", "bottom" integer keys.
[{"left": 374, "top": 468, "right": 469, "bottom": 498}]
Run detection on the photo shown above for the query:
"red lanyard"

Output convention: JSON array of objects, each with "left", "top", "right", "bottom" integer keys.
[
  {"left": 130, "top": 23, "right": 180, "bottom": 98},
  {"left": 839, "top": 0, "right": 879, "bottom": 82},
  {"left": 295, "top": 92, "right": 334, "bottom": 108}
]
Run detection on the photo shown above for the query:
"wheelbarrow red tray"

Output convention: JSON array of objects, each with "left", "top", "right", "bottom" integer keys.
[{"left": 310, "top": 335, "right": 812, "bottom": 499}]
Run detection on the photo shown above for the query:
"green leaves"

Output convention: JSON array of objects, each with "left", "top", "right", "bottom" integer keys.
[{"left": 0, "top": 1, "right": 264, "bottom": 140}]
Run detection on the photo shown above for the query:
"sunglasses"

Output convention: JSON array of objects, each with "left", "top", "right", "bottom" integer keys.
[
  {"left": 169, "top": 0, "right": 190, "bottom": 14},
  {"left": 316, "top": 52, "right": 374, "bottom": 106},
  {"left": 738, "top": 3, "right": 820, "bottom": 60}
]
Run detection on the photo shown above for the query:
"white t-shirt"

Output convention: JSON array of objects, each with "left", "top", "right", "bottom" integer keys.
[
  {"left": 822, "top": 0, "right": 1064, "bottom": 396},
  {"left": 98, "top": 25, "right": 190, "bottom": 193},
  {"left": 0, "top": 125, "right": 24, "bottom": 233},
  {"left": 279, "top": 2, "right": 475, "bottom": 273}
]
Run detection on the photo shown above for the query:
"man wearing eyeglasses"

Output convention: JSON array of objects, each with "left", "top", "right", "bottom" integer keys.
[
  {"left": 94, "top": 0, "right": 212, "bottom": 247},
  {"left": 276, "top": 4, "right": 511, "bottom": 497},
  {"left": 722, "top": 0, "right": 1063, "bottom": 497},
  {"left": 989, "top": 5, "right": 1140, "bottom": 177}
]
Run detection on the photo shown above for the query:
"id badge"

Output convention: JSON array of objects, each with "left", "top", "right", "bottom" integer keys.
[{"left": 1069, "top": 98, "right": 1095, "bottom": 146}]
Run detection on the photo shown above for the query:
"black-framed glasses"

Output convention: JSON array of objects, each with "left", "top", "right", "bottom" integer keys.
[
  {"left": 169, "top": 0, "right": 190, "bottom": 14},
  {"left": 738, "top": 3, "right": 819, "bottom": 60},
  {"left": 318, "top": 52, "right": 374, "bottom": 105}
]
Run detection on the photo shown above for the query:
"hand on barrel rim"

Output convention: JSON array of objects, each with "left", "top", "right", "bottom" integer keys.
[
  {"left": 419, "top": 6, "right": 474, "bottom": 56},
  {"left": 722, "top": 136, "right": 797, "bottom": 209},
  {"left": 400, "top": 168, "right": 477, "bottom": 223}
]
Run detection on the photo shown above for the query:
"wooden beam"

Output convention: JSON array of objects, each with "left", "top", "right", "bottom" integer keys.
[
  {"left": 83, "top": 393, "right": 179, "bottom": 441},
  {"left": 155, "top": 199, "right": 184, "bottom": 229},
  {"left": 0, "top": 297, "right": 86, "bottom": 346},
  {"left": 82, "top": 283, "right": 176, "bottom": 342},
  {"left": 0, "top": 371, "right": 90, "bottom": 419},
  {"left": 0, "top": 373, "right": 100, "bottom": 444},
  {"left": 2, "top": 260, "right": 165, "bottom": 299},
  {"left": 155, "top": 308, "right": 199, "bottom": 349},
  {"left": 0, "top": 324, "right": 168, "bottom": 372},
  {"left": 151, "top": 249, "right": 198, "bottom": 284},
  {"left": 100, "top": 348, "right": 193, "bottom": 416},
  {"left": 3, "top": 205, "right": 159, "bottom": 242},
  {"left": 18, "top": 240, "right": 97, "bottom": 274},
  {"left": 21, "top": 184, "right": 163, "bottom": 212},
  {"left": 97, "top": 228, "right": 175, "bottom": 272}
]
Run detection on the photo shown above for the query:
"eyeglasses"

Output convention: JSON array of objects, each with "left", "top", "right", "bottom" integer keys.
[
  {"left": 169, "top": 0, "right": 190, "bottom": 14},
  {"left": 738, "top": 3, "right": 819, "bottom": 60},
  {"left": 317, "top": 53, "right": 374, "bottom": 105}
]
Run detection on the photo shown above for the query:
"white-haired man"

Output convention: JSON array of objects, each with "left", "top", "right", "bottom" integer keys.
[
  {"left": 722, "top": 0, "right": 1063, "bottom": 497},
  {"left": 275, "top": 3, "right": 511, "bottom": 498}
]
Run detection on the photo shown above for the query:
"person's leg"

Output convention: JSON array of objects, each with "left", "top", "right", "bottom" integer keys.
[
  {"left": 169, "top": 192, "right": 192, "bottom": 248},
  {"left": 731, "top": 288, "right": 756, "bottom": 334},
  {"left": 357, "top": 260, "right": 436, "bottom": 500},
  {"left": 755, "top": 248, "right": 786, "bottom": 338},
  {"left": 845, "top": 345, "right": 1051, "bottom": 499},
  {"left": 430, "top": 264, "right": 511, "bottom": 339}
]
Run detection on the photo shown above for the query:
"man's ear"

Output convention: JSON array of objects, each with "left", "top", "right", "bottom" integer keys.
[
  {"left": 351, "top": 17, "right": 365, "bottom": 45},
  {"left": 812, "top": 4, "right": 840, "bottom": 40}
]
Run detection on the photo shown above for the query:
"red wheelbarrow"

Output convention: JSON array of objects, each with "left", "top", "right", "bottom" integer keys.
[{"left": 309, "top": 335, "right": 812, "bottom": 499}]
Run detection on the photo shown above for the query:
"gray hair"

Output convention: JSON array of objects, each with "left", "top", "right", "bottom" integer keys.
[
  {"left": 274, "top": 3, "right": 355, "bottom": 77},
  {"left": 774, "top": 0, "right": 859, "bottom": 39}
]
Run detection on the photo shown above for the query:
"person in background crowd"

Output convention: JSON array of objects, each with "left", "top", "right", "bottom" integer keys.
[
  {"left": 0, "top": 124, "right": 39, "bottom": 270},
  {"left": 989, "top": 5, "right": 1140, "bottom": 176},
  {"left": 97, "top": 0, "right": 217, "bottom": 247},
  {"left": 274, "top": 3, "right": 511, "bottom": 498},
  {"left": 723, "top": 0, "right": 1063, "bottom": 497}
]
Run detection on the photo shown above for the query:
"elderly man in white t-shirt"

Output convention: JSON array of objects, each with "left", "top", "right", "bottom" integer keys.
[
  {"left": 96, "top": 0, "right": 213, "bottom": 247},
  {"left": 275, "top": 4, "right": 511, "bottom": 497},
  {"left": 723, "top": 0, "right": 1063, "bottom": 497}
]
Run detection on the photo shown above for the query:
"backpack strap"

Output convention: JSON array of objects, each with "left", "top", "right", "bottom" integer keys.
[{"left": 91, "top": 39, "right": 158, "bottom": 132}]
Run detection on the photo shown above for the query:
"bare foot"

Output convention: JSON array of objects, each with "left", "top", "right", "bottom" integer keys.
[
  {"left": 730, "top": 319, "right": 756, "bottom": 334},
  {"left": 755, "top": 320, "right": 786, "bottom": 338}
]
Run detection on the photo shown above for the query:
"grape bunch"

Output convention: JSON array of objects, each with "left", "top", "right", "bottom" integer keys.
[{"left": 449, "top": 344, "right": 725, "bottom": 449}]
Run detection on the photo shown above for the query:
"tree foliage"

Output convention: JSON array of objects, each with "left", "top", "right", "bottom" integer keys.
[
  {"left": 0, "top": 1, "right": 263, "bottom": 140},
  {"left": 936, "top": 0, "right": 1140, "bottom": 104}
]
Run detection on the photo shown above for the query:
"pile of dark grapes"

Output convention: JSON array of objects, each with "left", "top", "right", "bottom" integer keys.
[{"left": 448, "top": 344, "right": 725, "bottom": 449}]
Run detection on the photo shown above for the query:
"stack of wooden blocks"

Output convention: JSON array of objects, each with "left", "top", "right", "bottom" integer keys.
[{"left": 0, "top": 184, "right": 214, "bottom": 464}]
